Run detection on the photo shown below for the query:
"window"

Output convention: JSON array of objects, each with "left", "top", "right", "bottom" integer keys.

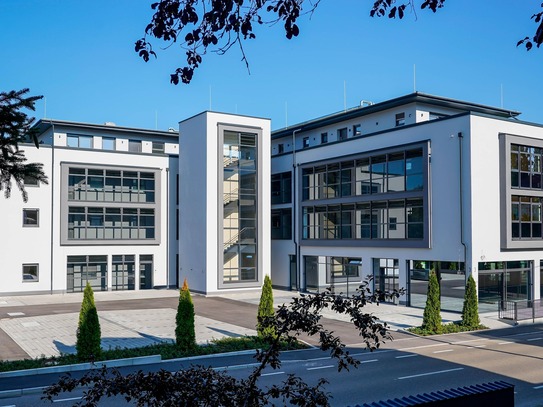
[
  {"left": 23, "top": 175, "right": 39, "bottom": 186},
  {"left": 68, "top": 167, "right": 156, "bottom": 203},
  {"left": 23, "top": 209, "right": 39, "bottom": 226},
  {"left": 272, "top": 208, "right": 292, "bottom": 239},
  {"left": 67, "top": 134, "right": 93, "bottom": 149},
  {"left": 67, "top": 255, "right": 107, "bottom": 292},
  {"left": 511, "top": 144, "right": 543, "bottom": 189},
  {"left": 128, "top": 140, "right": 142, "bottom": 152},
  {"left": 303, "top": 137, "right": 310, "bottom": 148},
  {"left": 277, "top": 143, "right": 284, "bottom": 154},
  {"left": 112, "top": 255, "right": 135, "bottom": 290},
  {"left": 68, "top": 206, "right": 155, "bottom": 240},
  {"left": 395, "top": 113, "right": 405, "bottom": 127},
  {"left": 102, "top": 137, "right": 115, "bottom": 150},
  {"left": 511, "top": 196, "right": 542, "bottom": 239},
  {"left": 321, "top": 132, "right": 328, "bottom": 144},
  {"left": 338, "top": 127, "right": 348, "bottom": 141},
  {"left": 271, "top": 172, "right": 292, "bottom": 204},
  {"left": 152, "top": 142, "right": 165, "bottom": 154},
  {"left": 22, "top": 264, "right": 39, "bottom": 282},
  {"left": 353, "top": 124, "right": 361, "bottom": 137}
]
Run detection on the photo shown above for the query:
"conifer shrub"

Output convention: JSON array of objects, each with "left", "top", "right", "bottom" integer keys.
[
  {"left": 421, "top": 270, "right": 442, "bottom": 334},
  {"left": 461, "top": 274, "right": 480, "bottom": 328},
  {"left": 175, "top": 279, "right": 196, "bottom": 350},
  {"left": 76, "top": 282, "right": 102, "bottom": 362},
  {"left": 257, "top": 275, "right": 276, "bottom": 339}
]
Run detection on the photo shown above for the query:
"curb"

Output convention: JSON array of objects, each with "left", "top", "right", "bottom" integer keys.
[{"left": 0, "top": 354, "right": 161, "bottom": 379}]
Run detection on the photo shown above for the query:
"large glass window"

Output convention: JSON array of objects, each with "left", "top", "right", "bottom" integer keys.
[
  {"left": 112, "top": 255, "right": 135, "bottom": 290},
  {"left": 67, "top": 134, "right": 92, "bottom": 149},
  {"left": 223, "top": 130, "right": 258, "bottom": 284},
  {"left": 271, "top": 208, "right": 292, "bottom": 239},
  {"left": 373, "top": 258, "right": 399, "bottom": 302},
  {"left": 68, "top": 167, "right": 155, "bottom": 203},
  {"left": 511, "top": 196, "right": 542, "bottom": 239},
  {"left": 302, "top": 147, "right": 424, "bottom": 201},
  {"left": 304, "top": 256, "right": 361, "bottom": 295},
  {"left": 478, "top": 261, "right": 531, "bottom": 312},
  {"left": 511, "top": 144, "right": 543, "bottom": 189},
  {"left": 271, "top": 172, "right": 292, "bottom": 204},
  {"left": 67, "top": 255, "right": 107, "bottom": 292},
  {"left": 302, "top": 199, "right": 422, "bottom": 241},
  {"left": 68, "top": 207, "right": 154, "bottom": 240}
]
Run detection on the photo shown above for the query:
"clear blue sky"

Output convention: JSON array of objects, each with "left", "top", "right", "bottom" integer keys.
[{"left": 1, "top": 1, "right": 542, "bottom": 131}]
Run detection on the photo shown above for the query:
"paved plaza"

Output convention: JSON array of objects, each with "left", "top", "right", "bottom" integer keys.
[{"left": 0, "top": 289, "right": 514, "bottom": 361}]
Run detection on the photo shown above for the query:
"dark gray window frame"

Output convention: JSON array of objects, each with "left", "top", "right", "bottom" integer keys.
[
  {"left": 298, "top": 141, "right": 430, "bottom": 249},
  {"left": 23, "top": 208, "right": 39, "bottom": 227},
  {"left": 22, "top": 263, "right": 39, "bottom": 282},
  {"left": 217, "top": 123, "right": 264, "bottom": 290},
  {"left": 60, "top": 162, "right": 161, "bottom": 246},
  {"left": 500, "top": 133, "right": 543, "bottom": 249}
]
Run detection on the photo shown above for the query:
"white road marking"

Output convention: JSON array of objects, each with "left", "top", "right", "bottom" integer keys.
[
  {"left": 433, "top": 349, "right": 453, "bottom": 354},
  {"left": 360, "top": 359, "right": 378, "bottom": 364},
  {"left": 498, "top": 341, "right": 514, "bottom": 345},
  {"left": 307, "top": 365, "right": 335, "bottom": 371},
  {"left": 396, "top": 354, "right": 418, "bottom": 359},
  {"left": 527, "top": 337, "right": 543, "bottom": 342},
  {"left": 399, "top": 343, "right": 449, "bottom": 351},
  {"left": 533, "top": 385, "right": 543, "bottom": 389},
  {"left": 7, "top": 312, "right": 24, "bottom": 316},
  {"left": 473, "top": 345, "right": 487, "bottom": 348},
  {"left": 262, "top": 371, "right": 285, "bottom": 376},
  {"left": 53, "top": 396, "right": 82, "bottom": 403},
  {"left": 450, "top": 338, "right": 489, "bottom": 345},
  {"left": 398, "top": 367, "right": 464, "bottom": 380}
]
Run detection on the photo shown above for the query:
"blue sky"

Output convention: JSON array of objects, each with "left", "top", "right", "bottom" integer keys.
[{"left": 1, "top": 1, "right": 542, "bottom": 131}]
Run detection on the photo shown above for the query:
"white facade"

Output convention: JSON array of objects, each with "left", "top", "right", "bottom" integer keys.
[
  {"left": 1, "top": 120, "right": 179, "bottom": 294},
  {"left": 178, "top": 112, "right": 271, "bottom": 294},
  {"left": 271, "top": 93, "right": 543, "bottom": 311}
]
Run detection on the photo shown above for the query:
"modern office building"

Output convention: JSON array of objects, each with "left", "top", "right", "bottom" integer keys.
[
  {"left": 0, "top": 112, "right": 271, "bottom": 296},
  {"left": 3, "top": 93, "right": 543, "bottom": 311},
  {"left": 1, "top": 119, "right": 180, "bottom": 294},
  {"left": 271, "top": 92, "right": 543, "bottom": 312}
]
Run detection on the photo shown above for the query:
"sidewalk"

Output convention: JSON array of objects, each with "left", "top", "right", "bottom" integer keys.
[{"left": 0, "top": 289, "right": 513, "bottom": 361}]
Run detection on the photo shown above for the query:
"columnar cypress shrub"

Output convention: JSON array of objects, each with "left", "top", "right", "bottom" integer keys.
[
  {"left": 461, "top": 274, "right": 480, "bottom": 328},
  {"left": 422, "top": 270, "right": 442, "bottom": 333},
  {"left": 76, "top": 282, "right": 102, "bottom": 362},
  {"left": 175, "top": 279, "right": 196, "bottom": 349},
  {"left": 257, "top": 275, "right": 275, "bottom": 339}
]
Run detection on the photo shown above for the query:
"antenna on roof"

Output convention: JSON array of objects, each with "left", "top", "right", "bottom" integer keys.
[
  {"left": 413, "top": 64, "right": 417, "bottom": 92},
  {"left": 344, "top": 80, "right": 347, "bottom": 111}
]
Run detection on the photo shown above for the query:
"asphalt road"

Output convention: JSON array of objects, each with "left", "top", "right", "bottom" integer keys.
[{"left": 2, "top": 324, "right": 543, "bottom": 406}]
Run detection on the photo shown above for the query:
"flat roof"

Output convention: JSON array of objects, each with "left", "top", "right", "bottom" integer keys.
[{"left": 271, "top": 92, "right": 521, "bottom": 139}]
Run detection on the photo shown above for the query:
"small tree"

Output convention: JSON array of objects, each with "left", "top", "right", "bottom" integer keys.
[
  {"left": 461, "top": 275, "right": 480, "bottom": 328},
  {"left": 257, "top": 275, "right": 275, "bottom": 339},
  {"left": 76, "top": 283, "right": 101, "bottom": 362},
  {"left": 175, "top": 279, "right": 196, "bottom": 349},
  {"left": 422, "top": 270, "right": 442, "bottom": 333}
]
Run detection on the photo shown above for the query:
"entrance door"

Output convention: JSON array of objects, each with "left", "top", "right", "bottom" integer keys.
[
  {"left": 289, "top": 255, "right": 298, "bottom": 291},
  {"left": 139, "top": 255, "right": 153, "bottom": 289},
  {"left": 478, "top": 261, "right": 531, "bottom": 312}
]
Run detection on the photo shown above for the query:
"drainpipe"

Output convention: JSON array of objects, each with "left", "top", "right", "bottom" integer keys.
[
  {"left": 166, "top": 166, "right": 170, "bottom": 289},
  {"left": 292, "top": 129, "right": 301, "bottom": 290},
  {"left": 49, "top": 120, "right": 56, "bottom": 294},
  {"left": 458, "top": 132, "right": 468, "bottom": 275}
]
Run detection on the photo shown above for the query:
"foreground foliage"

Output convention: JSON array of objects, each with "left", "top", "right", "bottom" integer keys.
[
  {"left": 409, "top": 322, "right": 488, "bottom": 336},
  {"left": 461, "top": 275, "right": 480, "bottom": 328},
  {"left": 137, "top": 1, "right": 543, "bottom": 85},
  {"left": 0, "top": 88, "right": 48, "bottom": 201},
  {"left": 0, "top": 336, "right": 304, "bottom": 373},
  {"left": 43, "top": 278, "right": 399, "bottom": 406}
]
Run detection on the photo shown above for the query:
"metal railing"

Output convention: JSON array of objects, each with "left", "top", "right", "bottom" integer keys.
[{"left": 498, "top": 299, "right": 543, "bottom": 323}]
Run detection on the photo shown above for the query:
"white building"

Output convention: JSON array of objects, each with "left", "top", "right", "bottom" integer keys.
[
  {"left": 0, "top": 112, "right": 271, "bottom": 296},
  {"left": 271, "top": 92, "right": 543, "bottom": 312},
  {"left": 3, "top": 93, "right": 543, "bottom": 311},
  {"left": 1, "top": 119, "right": 180, "bottom": 294}
]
